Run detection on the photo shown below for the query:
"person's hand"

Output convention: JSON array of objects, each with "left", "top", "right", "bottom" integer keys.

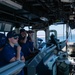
[
  {"left": 16, "top": 46, "right": 21, "bottom": 60},
  {"left": 17, "top": 46, "right": 21, "bottom": 51}
]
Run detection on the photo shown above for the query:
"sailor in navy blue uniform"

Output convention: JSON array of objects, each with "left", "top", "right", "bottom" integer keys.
[
  {"left": 3, "top": 31, "right": 25, "bottom": 75},
  {"left": 19, "top": 29, "right": 31, "bottom": 59},
  {"left": 19, "top": 29, "right": 38, "bottom": 60},
  {"left": 27, "top": 30, "right": 34, "bottom": 52},
  {"left": 0, "top": 33, "right": 7, "bottom": 67},
  {"left": 27, "top": 30, "right": 39, "bottom": 56},
  {"left": 18, "top": 29, "right": 27, "bottom": 46}
]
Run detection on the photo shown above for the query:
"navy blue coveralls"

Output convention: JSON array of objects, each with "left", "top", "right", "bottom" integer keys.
[{"left": 0, "top": 43, "right": 24, "bottom": 75}]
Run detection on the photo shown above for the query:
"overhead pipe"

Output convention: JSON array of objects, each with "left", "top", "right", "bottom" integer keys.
[{"left": 0, "top": 10, "right": 28, "bottom": 21}]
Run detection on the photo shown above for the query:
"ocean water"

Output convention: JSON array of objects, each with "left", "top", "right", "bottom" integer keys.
[
  {"left": 58, "top": 35, "right": 75, "bottom": 42},
  {"left": 40, "top": 34, "right": 75, "bottom": 42}
]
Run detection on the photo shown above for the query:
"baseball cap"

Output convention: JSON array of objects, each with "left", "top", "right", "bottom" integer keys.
[
  {"left": 7, "top": 31, "right": 18, "bottom": 38},
  {"left": 0, "top": 33, "right": 6, "bottom": 48}
]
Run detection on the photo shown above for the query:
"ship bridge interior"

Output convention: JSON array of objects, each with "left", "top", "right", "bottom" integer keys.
[
  {"left": 0, "top": 0, "right": 75, "bottom": 75},
  {"left": 0, "top": 0, "right": 75, "bottom": 29}
]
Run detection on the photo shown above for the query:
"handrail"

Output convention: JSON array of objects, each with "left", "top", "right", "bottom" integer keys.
[
  {"left": 0, "top": 61, "right": 19, "bottom": 73},
  {"left": 0, "top": 60, "right": 25, "bottom": 75}
]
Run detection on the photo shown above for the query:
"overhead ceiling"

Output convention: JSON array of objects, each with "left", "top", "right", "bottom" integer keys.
[{"left": 0, "top": 0, "right": 75, "bottom": 29}]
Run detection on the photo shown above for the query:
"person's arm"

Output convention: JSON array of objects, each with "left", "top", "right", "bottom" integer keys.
[
  {"left": 10, "top": 46, "right": 25, "bottom": 62},
  {"left": 10, "top": 46, "right": 21, "bottom": 62},
  {"left": 16, "top": 46, "right": 21, "bottom": 60},
  {"left": 21, "top": 32, "right": 27, "bottom": 43}
]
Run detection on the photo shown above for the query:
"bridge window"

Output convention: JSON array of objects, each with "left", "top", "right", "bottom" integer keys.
[
  {"left": 49, "top": 24, "right": 66, "bottom": 41},
  {"left": 37, "top": 30, "right": 45, "bottom": 42},
  {"left": 68, "top": 29, "right": 75, "bottom": 42},
  {"left": 37, "top": 30, "right": 45, "bottom": 48},
  {"left": 50, "top": 24, "right": 75, "bottom": 42}
]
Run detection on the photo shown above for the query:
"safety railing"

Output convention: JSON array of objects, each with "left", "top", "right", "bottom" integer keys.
[{"left": 0, "top": 60, "right": 25, "bottom": 75}]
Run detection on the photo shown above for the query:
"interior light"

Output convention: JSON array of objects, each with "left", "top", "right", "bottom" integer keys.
[
  {"left": 0, "top": 0, "right": 22, "bottom": 10},
  {"left": 40, "top": 17, "right": 48, "bottom": 21},
  {"left": 61, "top": 0, "right": 75, "bottom": 3}
]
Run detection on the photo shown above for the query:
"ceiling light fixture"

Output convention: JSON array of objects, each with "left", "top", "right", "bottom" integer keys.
[
  {"left": 61, "top": 0, "right": 75, "bottom": 3},
  {"left": 0, "top": 0, "right": 22, "bottom": 10},
  {"left": 40, "top": 17, "right": 48, "bottom": 21}
]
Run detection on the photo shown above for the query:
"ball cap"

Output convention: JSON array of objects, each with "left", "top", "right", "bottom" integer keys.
[{"left": 7, "top": 31, "right": 18, "bottom": 38}]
